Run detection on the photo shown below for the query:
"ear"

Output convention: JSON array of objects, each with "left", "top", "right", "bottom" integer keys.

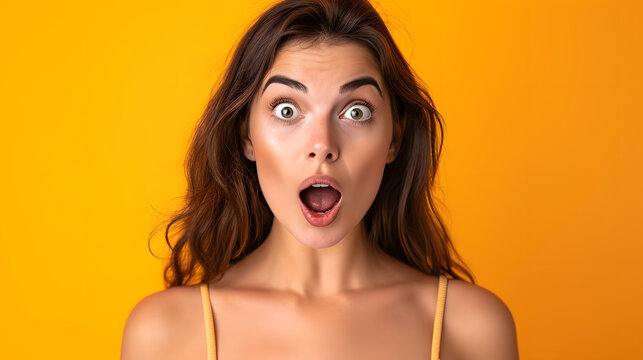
[
  {"left": 386, "top": 119, "right": 403, "bottom": 164},
  {"left": 240, "top": 119, "right": 256, "bottom": 162}
]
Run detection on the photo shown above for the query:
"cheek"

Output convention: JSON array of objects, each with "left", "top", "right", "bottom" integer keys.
[
  {"left": 253, "top": 134, "right": 282, "bottom": 179},
  {"left": 250, "top": 121, "right": 298, "bottom": 201},
  {"left": 346, "top": 132, "right": 392, "bottom": 205}
]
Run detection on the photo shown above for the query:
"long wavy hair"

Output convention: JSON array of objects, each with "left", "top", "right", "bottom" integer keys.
[{"left": 152, "top": 0, "right": 475, "bottom": 287}]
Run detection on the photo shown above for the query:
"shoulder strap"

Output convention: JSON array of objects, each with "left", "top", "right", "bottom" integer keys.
[
  {"left": 200, "top": 282, "right": 217, "bottom": 360},
  {"left": 430, "top": 275, "right": 448, "bottom": 360}
]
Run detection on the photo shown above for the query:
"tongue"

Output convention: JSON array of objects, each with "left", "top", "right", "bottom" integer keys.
[{"left": 300, "top": 187, "right": 341, "bottom": 212}]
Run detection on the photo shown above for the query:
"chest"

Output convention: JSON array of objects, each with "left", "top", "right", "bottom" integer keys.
[{"left": 205, "top": 290, "right": 436, "bottom": 360}]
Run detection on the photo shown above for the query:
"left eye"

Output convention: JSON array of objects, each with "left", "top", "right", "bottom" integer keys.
[{"left": 342, "top": 104, "right": 372, "bottom": 121}]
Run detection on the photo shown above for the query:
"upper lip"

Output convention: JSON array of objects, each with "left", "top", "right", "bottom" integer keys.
[{"left": 298, "top": 175, "right": 343, "bottom": 195}]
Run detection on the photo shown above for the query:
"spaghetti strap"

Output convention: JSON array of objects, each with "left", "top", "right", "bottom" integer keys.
[
  {"left": 199, "top": 277, "right": 446, "bottom": 360},
  {"left": 430, "top": 275, "right": 448, "bottom": 360},
  {"left": 200, "top": 282, "right": 217, "bottom": 360}
]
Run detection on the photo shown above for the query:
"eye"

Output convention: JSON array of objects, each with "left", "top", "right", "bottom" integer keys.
[
  {"left": 273, "top": 101, "right": 299, "bottom": 121},
  {"left": 342, "top": 103, "right": 372, "bottom": 122}
]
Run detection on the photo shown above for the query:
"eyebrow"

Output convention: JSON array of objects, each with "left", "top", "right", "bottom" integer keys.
[{"left": 261, "top": 75, "right": 383, "bottom": 97}]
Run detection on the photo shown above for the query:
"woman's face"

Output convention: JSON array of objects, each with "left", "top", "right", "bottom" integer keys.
[{"left": 244, "top": 40, "right": 398, "bottom": 248}]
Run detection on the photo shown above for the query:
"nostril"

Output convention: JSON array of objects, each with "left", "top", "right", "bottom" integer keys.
[{"left": 308, "top": 151, "right": 337, "bottom": 160}]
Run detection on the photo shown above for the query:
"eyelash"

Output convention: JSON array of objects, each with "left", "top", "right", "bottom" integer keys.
[{"left": 268, "top": 97, "right": 376, "bottom": 125}]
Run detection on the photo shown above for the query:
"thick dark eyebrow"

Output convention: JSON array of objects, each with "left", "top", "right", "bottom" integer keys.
[
  {"left": 261, "top": 75, "right": 383, "bottom": 97},
  {"left": 339, "top": 76, "right": 383, "bottom": 97},
  {"left": 262, "top": 75, "right": 307, "bottom": 94}
]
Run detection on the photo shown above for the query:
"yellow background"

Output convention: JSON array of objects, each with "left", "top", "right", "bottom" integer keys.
[{"left": 1, "top": 0, "right": 641, "bottom": 359}]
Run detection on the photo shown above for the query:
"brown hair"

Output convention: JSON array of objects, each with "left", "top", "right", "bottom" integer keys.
[{"left": 153, "top": 0, "right": 475, "bottom": 287}]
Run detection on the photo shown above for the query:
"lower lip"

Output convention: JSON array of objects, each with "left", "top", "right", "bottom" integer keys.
[{"left": 298, "top": 195, "right": 342, "bottom": 227}]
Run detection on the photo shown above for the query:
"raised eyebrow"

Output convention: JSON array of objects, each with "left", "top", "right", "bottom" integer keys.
[
  {"left": 339, "top": 76, "right": 383, "bottom": 98},
  {"left": 262, "top": 75, "right": 307, "bottom": 94},
  {"left": 261, "top": 75, "right": 383, "bottom": 97}
]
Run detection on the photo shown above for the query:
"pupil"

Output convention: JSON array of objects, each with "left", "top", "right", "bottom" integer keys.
[
  {"left": 281, "top": 107, "right": 293, "bottom": 118},
  {"left": 351, "top": 108, "right": 362, "bottom": 119}
]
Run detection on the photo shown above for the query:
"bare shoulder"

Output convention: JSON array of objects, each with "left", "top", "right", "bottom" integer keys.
[
  {"left": 438, "top": 278, "right": 520, "bottom": 360},
  {"left": 121, "top": 284, "right": 203, "bottom": 360}
]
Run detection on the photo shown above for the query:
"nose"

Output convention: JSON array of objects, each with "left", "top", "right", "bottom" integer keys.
[{"left": 306, "top": 114, "right": 339, "bottom": 163}]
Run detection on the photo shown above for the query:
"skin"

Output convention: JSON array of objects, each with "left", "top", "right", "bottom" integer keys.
[{"left": 121, "top": 41, "right": 519, "bottom": 360}]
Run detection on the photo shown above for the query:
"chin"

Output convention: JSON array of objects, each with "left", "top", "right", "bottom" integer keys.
[{"left": 294, "top": 227, "right": 347, "bottom": 249}]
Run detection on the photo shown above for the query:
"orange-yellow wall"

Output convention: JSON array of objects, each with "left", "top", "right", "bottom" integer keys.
[{"left": 1, "top": 1, "right": 641, "bottom": 359}]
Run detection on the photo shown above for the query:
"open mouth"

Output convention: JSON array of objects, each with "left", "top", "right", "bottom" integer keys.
[{"left": 299, "top": 184, "right": 342, "bottom": 214}]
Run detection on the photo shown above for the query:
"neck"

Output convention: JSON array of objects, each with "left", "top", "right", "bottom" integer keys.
[{"left": 227, "top": 218, "right": 391, "bottom": 299}]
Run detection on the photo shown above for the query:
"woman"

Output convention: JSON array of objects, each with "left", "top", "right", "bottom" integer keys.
[{"left": 121, "top": 0, "right": 519, "bottom": 359}]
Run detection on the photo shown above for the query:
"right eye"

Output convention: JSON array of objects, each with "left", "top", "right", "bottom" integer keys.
[{"left": 273, "top": 102, "right": 300, "bottom": 121}]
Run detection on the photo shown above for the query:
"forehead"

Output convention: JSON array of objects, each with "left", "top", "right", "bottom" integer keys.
[{"left": 263, "top": 40, "right": 383, "bottom": 89}]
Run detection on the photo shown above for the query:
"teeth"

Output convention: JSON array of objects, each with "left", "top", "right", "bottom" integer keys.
[{"left": 311, "top": 184, "right": 330, "bottom": 188}]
